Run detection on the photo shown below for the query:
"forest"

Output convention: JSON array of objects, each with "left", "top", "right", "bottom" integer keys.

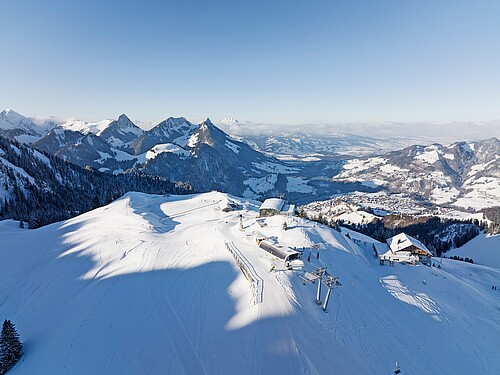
[{"left": 0, "top": 136, "right": 191, "bottom": 228}]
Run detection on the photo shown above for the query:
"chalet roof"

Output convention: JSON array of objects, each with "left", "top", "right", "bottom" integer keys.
[
  {"left": 259, "top": 198, "right": 285, "bottom": 212},
  {"left": 386, "top": 233, "right": 431, "bottom": 255}
]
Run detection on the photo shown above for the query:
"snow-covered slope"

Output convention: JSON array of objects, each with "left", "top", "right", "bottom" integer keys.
[
  {"left": 1, "top": 192, "right": 499, "bottom": 374},
  {"left": 0, "top": 109, "right": 38, "bottom": 133},
  {"left": 0, "top": 134, "right": 180, "bottom": 227},
  {"left": 445, "top": 233, "right": 500, "bottom": 269},
  {"left": 56, "top": 118, "right": 113, "bottom": 135}
]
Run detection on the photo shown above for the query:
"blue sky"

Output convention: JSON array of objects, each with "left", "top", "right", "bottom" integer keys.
[{"left": 1, "top": 0, "right": 499, "bottom": 125}]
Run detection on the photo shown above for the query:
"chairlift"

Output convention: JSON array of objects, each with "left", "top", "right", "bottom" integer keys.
[{"left": 394, "top": 361, "right": 401, "bottom": 374}]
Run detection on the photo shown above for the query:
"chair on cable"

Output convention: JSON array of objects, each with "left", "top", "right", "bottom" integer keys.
[{"left": 394, "top": 362, "right": 401, "bottom": 374}]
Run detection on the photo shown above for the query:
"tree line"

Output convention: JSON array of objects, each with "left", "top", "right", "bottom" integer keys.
[
  {"left": 0, "top": 135, "right": 192, "bottom": 228},
  {"left": 300, "top": 209, "right": 483, "bottom": 257}
]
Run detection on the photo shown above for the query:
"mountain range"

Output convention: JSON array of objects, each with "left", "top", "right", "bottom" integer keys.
[
  {"left": 1, "top": 109, "right": 498, "bottom": 211},
  {"left": 0, "top": 109, "right": 354, "bottom": 201},
  {"left": 334, "top": 138, "right": 500, "bottom": 210}
]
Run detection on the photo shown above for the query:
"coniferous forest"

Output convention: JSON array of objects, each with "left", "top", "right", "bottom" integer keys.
[
  {"left": 0, "top": 135, "right": 191, "bottom": 228},
  {"left": 481, "top": 206, "right": 500, "bottom": 235}
]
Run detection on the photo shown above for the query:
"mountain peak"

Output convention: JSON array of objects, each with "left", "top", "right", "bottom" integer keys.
[
  {"left": 111, "top": 114, "right": 140, "bottom": 130},
  {"left": 117, "top": 114, "right": 132, "bottom": 122},
  {"left": 199, "top": 118, "right": 218, "bottom": 133},
  {"left": 480, "top": 136, "right": 499, "bottom": 144},
  {"left": 1, "top": 109, "right": 27, "bottom": 121},
  {"left": 0, "top": 108, "right": 40, "bottom": 136},
  {"left": 152, "top": 117, "right": 193, "bottom": 133},
  {"left": 97, "top": 114, "right": 143, "bottom": 149},
  {"left": 164, "top": 116, "right": 188, "bottom": 125}
]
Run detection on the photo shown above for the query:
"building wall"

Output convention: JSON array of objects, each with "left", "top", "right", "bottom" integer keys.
[{"left": 259, "top": 209, "right": 279, "bottom": 217}]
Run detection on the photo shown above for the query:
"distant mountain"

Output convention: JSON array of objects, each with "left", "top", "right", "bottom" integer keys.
[
  {"left": 334, "top": 137, "right": 500, "bottom": 209},
  {"left": 129, "top": 117, "right": 197, "bottom": 154},
  {"left": 0, "top": 109, "right": 38, "bottom": 133},
  {"left": 0, "top": 109, "right": 42, "bottom": 143},
  {"left": 33, "top": 128, "right": 137, "bottom": 173},
  {"left": 3, "top": 109, "right": 498, "bottom": 209},
  {"left": 136, "top": 118, "right": 298, "bottom": 197},
  {"left": 29, "top": 114, "right": 305, "bottom": 199},
  {"left": 98, "top": 114, "right": 144, "bottom": 149},
  {"left": 238, "top": 133, "right": 392, "bottom": 159},
  {"left": 0, "top": 110, "right": 141, "bottom": 148},
  {"left": 55, "top": 118, "right": 113, "bottom": 135}
]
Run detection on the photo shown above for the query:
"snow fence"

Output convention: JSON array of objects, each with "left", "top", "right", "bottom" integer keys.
[{"left": 225, "top": 242, "right": 263, "bottom": 304}]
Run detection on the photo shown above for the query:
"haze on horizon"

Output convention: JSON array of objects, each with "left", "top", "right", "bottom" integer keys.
[{"left": 1, "top": 0, "right": 500, "bottom": 137}]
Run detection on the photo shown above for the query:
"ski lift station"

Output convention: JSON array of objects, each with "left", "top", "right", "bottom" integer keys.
[
  {"left": 255, "top": 235, "right": 301, "bottom": 263},
  {"left": 378, "top": 233, "right": 432, "bottom": 265},
  {"left": 258, "top": 198, "right": 296, "bottom": 217}
]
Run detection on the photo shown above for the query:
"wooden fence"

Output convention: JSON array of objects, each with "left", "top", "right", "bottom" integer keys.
[{"left": 225, "top": 242, "right": 263, "bottom": 304}]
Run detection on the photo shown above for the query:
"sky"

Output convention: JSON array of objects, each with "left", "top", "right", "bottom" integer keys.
[{"left": 1, "top": 0, "right": 500, "bottom": 128}]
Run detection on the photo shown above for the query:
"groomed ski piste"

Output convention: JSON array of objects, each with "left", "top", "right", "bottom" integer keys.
[{"left": 0, "top": 191, "right": 499, "bottom": 374}]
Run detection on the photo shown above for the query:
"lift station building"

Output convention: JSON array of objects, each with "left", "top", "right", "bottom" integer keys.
[{"left": 259, "top": 198, "right": 295, "bottom": 217}]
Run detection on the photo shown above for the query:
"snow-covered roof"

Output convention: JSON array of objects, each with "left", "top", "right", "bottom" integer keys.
[
  {"left": 386, "top": 233, "right": 431, "bottom": 255},
  {"left": 374, "top": 242, "right": 390, "bottom": 254},
  {"left": 259, "top": 198, "right": 285, "bottom": 212}
]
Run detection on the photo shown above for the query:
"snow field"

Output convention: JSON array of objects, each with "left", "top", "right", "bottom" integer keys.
[{"left": 0, "top": 192, "right": 499, "bottom": 374}]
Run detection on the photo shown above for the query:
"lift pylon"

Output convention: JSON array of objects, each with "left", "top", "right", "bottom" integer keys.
[
  {"left": 322, "top": 275, "right": 342, "bottom": 312},
  {"left": 311, "top": 267, "right": 327, "bottom": 304}
]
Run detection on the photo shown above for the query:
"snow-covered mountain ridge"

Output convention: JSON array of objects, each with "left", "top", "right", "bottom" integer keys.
[
  {"left": 1, "top": 109, "right": 499, "bottom": 210},
  {"left": 30, "top": 114, "right": 308, "bottom": 199},
  {"left": 334, "top": 138, "right": 500, "bottom": 209},
  {"left": 0, "top": 191, "right": 499, "bottom": 374}
]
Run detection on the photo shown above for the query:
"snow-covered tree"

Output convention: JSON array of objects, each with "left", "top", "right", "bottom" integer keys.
[{"left": 0, "top": 320, "right": 23, "bottom": 374}]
